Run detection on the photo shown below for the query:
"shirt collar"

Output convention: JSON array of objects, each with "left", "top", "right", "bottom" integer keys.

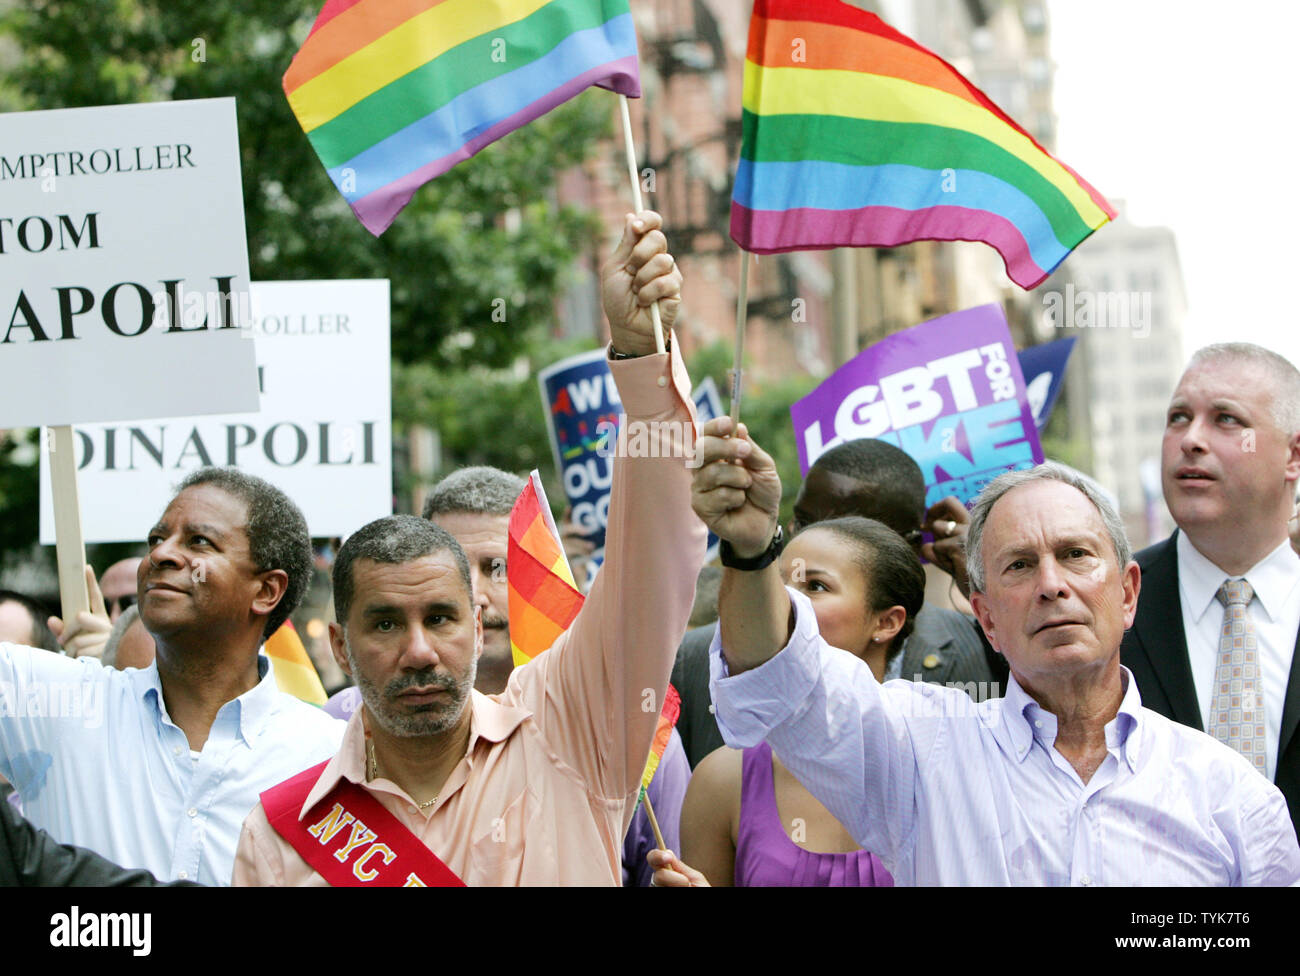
[
  {"left": 135, "top": 653, "right": 276, "bottom": 747},
  {"left": 1177, "top": 533, "right": 1299, "bottom": 624},
  {"left": 297, "top": 689, "right": 531, "bottom": 820},
  {"left": 999, "top": 666, "right": 1144, "bottom": 771}
]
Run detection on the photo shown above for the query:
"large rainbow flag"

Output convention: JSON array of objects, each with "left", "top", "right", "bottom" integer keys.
[
  {"left": 730, "top": 0, "right": 1114, "bottom": 289},
  {"left": 507, "top": 471, "right": 583, "bottom": 668},
  {"left": 284, "top": 0, "right": 642, "bottom": 235}
]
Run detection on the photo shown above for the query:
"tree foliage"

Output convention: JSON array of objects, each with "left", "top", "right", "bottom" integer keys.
[
  {"left": 0, "top": 0, "right": 617, "bottom": 565},
  {"left": 1, "top": 0, "right": 611, "bottom": 368}
]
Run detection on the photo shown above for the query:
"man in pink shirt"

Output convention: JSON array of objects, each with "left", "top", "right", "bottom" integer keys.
[{"left": 232, "top": 211, "right": 706, "bottom": 885}]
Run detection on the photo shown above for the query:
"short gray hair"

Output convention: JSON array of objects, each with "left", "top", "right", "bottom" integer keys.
[
  {"left": 422, "top": 466, "right": 526, "bottom": 520},
  {"left": 102, "top": 604, "right": 140, "bottom": 668},
  {"left": 965, "top": 463, "right": 1132, "bottom": 594},
  {"left": 1186, "top": 342, "right": 1300, "bottom": 436}
]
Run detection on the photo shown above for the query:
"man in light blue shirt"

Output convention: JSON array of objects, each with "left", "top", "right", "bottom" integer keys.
[
  {"left": 0, "top": 468, "right": 342, "bottom": 885},
  {"left": 652, "top": 417, "right": 1300, "bottom": 886}
]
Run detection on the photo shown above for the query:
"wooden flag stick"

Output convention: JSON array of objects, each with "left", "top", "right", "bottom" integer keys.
[
  {"left": 618, "top": 94, "right": 666, "bottom": 355},
  {"left": 49, "top": 425, "right": 90, "bottom": 622},
  {"left": 643, "top": 790, "right": 668, "bottom": 851},
  {"left": 729, "top": 250, "right": 751, "bottom": 423}
]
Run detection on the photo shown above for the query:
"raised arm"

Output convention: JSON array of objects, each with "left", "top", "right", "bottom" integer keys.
[
  {"left": 689, "top": 417, "right": 787, "bottom": 673},
  {"left": 509, "top": 211, "right": 706, "bottom": 801},
  {"left": 692, "top": 422, "right": 925, "bottom": 864}
]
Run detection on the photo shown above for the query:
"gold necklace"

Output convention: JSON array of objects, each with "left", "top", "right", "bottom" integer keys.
[{"left": 366, "top": 736, "right": 438, "bottom": 809}]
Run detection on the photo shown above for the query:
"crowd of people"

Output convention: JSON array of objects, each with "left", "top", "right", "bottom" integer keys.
[{"left": 2, "top": 210, "right": 1299, "bottom": 886}]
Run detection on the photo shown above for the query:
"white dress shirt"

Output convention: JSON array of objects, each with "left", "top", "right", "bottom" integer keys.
[
  {"left": 1178, "top": 533, "right": 1300, "bottom": 780},
  {"left": 709, "top": 587, "right": 1300, "bottom": 886},
  {"left": 0, "top": 643, "right": 344, "bottom": 885}
]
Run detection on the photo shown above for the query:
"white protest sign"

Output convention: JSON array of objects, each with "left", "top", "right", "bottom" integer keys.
[
  {"left": 39, "top": 280, "right": 392, "bottom": 544},
  {"left": 0, "top": 97, "right": 258, "bottom": 427}
]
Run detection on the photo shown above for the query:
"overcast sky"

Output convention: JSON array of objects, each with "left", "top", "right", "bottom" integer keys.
[{"left": 1048, "top": 0, "right": 1300, "bottom": 365}]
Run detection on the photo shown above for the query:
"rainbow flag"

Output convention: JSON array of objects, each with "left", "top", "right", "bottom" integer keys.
[
  {"left": 506, "top": 472, "right": 680, "bottom": 796},
  {"left": 730, "top": 0, "right": 1115, "bottom": 290},
  {"left": 284, "top": 0, "right": 642, "bottom": 235},
  {"left": 265, "top": 620, "right": 328, "bottom": 706},
  {"left": 639, "top": 683, "right": 681, "bottom": 800},
  {"left": 507, "top": 471, "right": 583, "bottom": 667}
]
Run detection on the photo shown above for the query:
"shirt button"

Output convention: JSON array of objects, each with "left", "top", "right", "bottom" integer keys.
[
  {"left": 708, "top": 704, "right": 716, "bottom": 715},
  {"left": 187, "top": 807, "right": 198, "bottom": 818},
  {"left": 1079, "top": 875, "right": 1091, "bottom": 886},
  {"left": 178, "top": 870, "right": 189, "bottom": 880},
  {"left": 173, "top": 746, "right": 182, "bottom": 756},
  {"left": 1034, "top": 720, "right": 1043, "bottom": 729},
  {"left": 657, "top": 376, "right": 668, "bottom": 388}
]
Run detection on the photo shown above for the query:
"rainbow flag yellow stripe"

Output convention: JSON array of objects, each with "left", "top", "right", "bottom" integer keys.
[{"left": 265, "top": 620, "right": 328, "bottom": 706}]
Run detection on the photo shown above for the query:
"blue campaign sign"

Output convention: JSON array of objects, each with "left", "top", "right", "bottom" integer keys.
[
  {"left": 1017, "top": 337, "right": 1076, "bottom": 432},
  {"left": 691, "top": 377, "right": 723, "bottom": 563},
  {"left": 537, "top": 349, "right": 622, "bottom": 582},
  {"left": 538, "top": 351, "right": 722, "bottom": 583}
]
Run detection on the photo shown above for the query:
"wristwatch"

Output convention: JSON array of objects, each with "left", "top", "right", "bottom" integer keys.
[
  {"left": 610, "top": 337, "right": 671, "bottom": 359},
  {"left": 719, "top": 524, "right": 784, "bottom": 571}
]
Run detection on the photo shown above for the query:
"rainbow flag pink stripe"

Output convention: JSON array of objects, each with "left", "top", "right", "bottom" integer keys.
[
  {"left": 730, "top": 0, "right": 1114, "bottom": 289},
  {"left": 285, "top": 0, "right": 642, "bottom": 235}
]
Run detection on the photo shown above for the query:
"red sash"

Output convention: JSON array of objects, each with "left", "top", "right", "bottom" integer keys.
[{"left": 260, "top": 761, "right": 465, "bottom": 887}]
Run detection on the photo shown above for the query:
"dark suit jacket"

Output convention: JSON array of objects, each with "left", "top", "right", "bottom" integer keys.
[
  {"left": 1121, "top": 531, "right": 1300, "bottom": 838},
  {"left": 672, "top": 605, "right": 1007, "bottom": 770}
]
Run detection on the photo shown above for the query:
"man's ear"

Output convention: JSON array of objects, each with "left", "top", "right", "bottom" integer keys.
[
  {"left": 969, "top": 591, "right": 1001, "bottom": 654},
  {"left": 473, "top": 604, "right": 483, "bottom": 661},
  {"left": 1121, "top": 560, "right": 1142, "bottom": 631},
  {"left": 250, "top": 569, "right": 290, "bottom": 626},
  {"left": 329, "top": 621, "right": 352, "bottom": 678},
  {"left": 1285, "top": 429, "right": 1300, "bottom": 482}
]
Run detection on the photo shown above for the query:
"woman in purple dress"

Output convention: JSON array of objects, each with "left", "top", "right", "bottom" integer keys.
[{"left": 665, "top": 517, "right": 924, "bottom": 886}]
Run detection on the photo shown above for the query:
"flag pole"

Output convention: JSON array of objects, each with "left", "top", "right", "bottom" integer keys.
[
  {"left": 48, "top": 425, "right": 91, "bottom": 622},
  {"left": 642, "top": 790, "right": 667, "bottom": 851},
  {"left": 729, "top": 250, "right": 750, "bottom": 423},
  {"left": 618, "top": 94, "right": 666, "bottom": 355}
]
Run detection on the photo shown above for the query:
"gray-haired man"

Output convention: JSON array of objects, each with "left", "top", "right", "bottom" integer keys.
[
  {"left": 423, "top": 466, "right": 526, "bottom": 694},
  {"left": 653, "top": 417, "right": 1300, "bottom": 885}
]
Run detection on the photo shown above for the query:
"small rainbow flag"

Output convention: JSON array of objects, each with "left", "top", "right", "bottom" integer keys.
[
  {"left": 730, "top": 0, "right": 1115, "bottom": 289},
  {"left": 506, "top": 472, "right": 680, "bottom": 796},
  {"left": 507, "top": 471, "right": 583, "bottom": 667},
  {"left": 639, "top": 683, "right": 681, "bottom": 800},
  {"left": 265, "top": 619, "right": 328, "bottom": 706},
  {"left": 284, "top": 0, "right": 643, "bottom": 235}
]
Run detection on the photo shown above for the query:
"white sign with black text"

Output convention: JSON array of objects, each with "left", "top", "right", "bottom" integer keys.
[
  {"left": 0, "top": 97, "right": 258, "bottom": 427},
  {"left": 39, "top": 280, "right": 392, "bottom": 544}
]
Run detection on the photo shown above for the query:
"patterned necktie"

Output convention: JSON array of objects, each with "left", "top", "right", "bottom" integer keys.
[{"left": 1207, "top": 579, "right": 1267, "bottom": 776}]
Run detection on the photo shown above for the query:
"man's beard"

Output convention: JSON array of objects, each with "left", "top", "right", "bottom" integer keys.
[{"left": 344, "top": 636, "right": 475, "bottom": 738}]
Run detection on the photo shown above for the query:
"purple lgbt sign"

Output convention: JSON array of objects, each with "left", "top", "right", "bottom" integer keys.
[{"left": 791, "top": 304, "right": 1043, "bottom": 508}]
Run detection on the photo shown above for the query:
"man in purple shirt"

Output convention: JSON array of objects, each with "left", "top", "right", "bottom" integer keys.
[{"left": 651, "top": 417, "right": 1300, "bottom": 886}]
